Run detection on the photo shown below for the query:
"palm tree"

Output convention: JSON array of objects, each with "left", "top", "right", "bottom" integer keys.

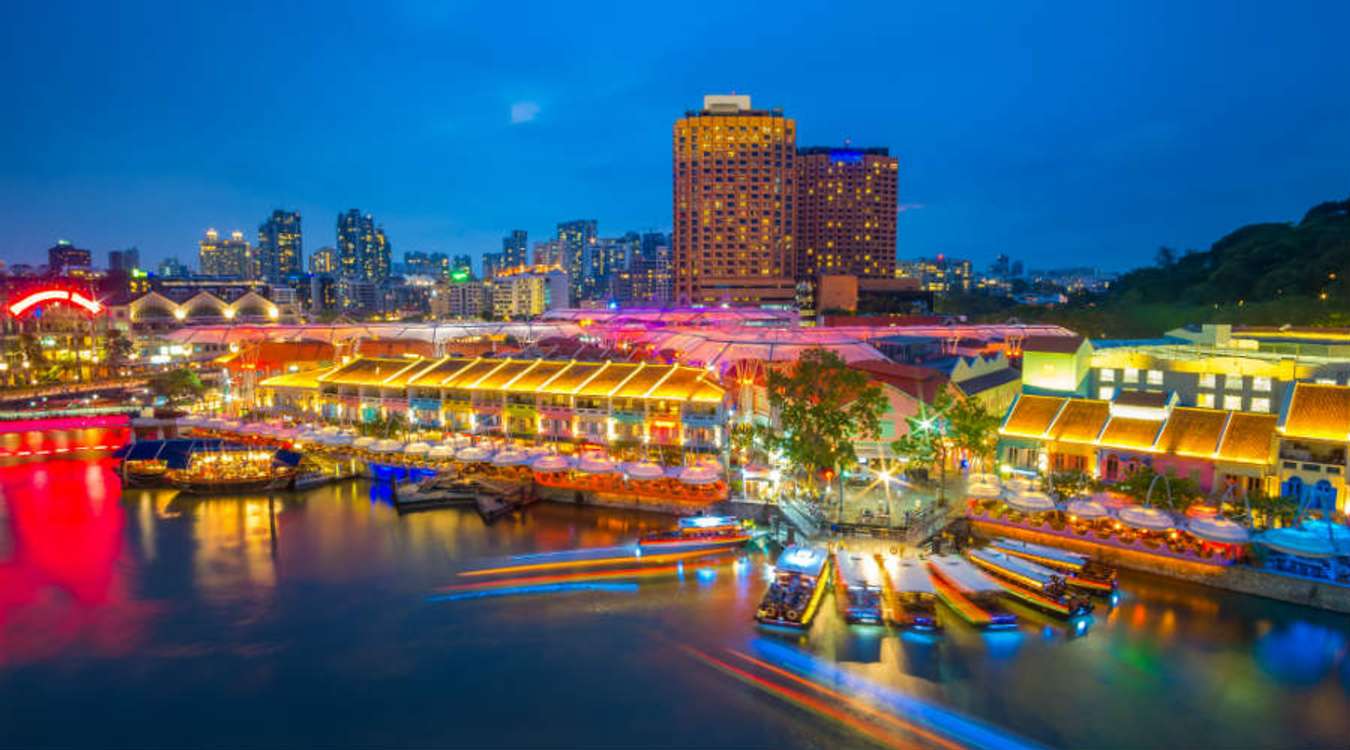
[{"left": 102, "top": 329, "right": 134, "bottom": 378}]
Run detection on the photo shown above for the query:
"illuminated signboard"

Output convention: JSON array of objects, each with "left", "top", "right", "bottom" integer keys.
[{"left": 7, "top": 288, "right": 104, "bottom": 318}]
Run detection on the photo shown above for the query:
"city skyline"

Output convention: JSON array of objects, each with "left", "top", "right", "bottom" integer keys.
[{"left": 2, "top": 3, "right": 1349, "bottom": 272}]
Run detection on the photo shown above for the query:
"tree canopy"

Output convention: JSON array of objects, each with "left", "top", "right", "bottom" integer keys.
[{"left": 766, "top": 348, "right": 887, "bottom": 487}]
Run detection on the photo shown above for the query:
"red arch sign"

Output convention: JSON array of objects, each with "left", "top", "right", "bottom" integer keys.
[{"left": 7, "top": 288, "right": 104, "bottom": 318}]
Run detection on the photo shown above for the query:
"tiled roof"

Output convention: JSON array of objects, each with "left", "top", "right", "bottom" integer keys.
[
  {"left": 1023, "top": 335, "right": 1085, "bottom": 355},
  {"left": 1155, "top": 407, "right": 1228, "bottom": 457},
  {"left": 956, "top": 367, "right": 1020, "bottom": 396},
  {"left": 850, "top": 360, "right": 951, "bottom": 403},
  {"left": 318, "top": 357, "right": 418, "bottom": 387},
  {"left": 576, "top": 362, "right": 642, "bottom": 397},
  {"left": 1282, "top": 383, "right": 1350, "bottom": 442},
  {"left": 1218, "top": 413, "right": 1277, "bottom": 464},
  {"left": 440, "top": 359, "right": 509, "bottom": 390},
  {"left": 259, "top": 365, "right": 340, "bottom": 390},
  {"left": 408, "top": 357, "right": 476, "bottom": 388},
  {"left": 1001, "top": 395, "right": 1068, "bottom": 438},
  {"left": 1046, "top": 399, "right": 1110, "bottom": 443},
  {"left": 1098, "top": 417, "right": 1163, "bottom": 451},
  {"left": 502, "top": 360, "right": 572, "bottom": 393},
  {"left": 472, "top": 359, "right": 537, "bottom": 390}
]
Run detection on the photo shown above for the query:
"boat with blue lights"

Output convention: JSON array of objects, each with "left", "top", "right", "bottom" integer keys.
[
  {"left": 115, "top": 438, "right": 300, "bottom": 493},
  {"left": 987, "top": 537, "right": 1117, "bottom": 594},
  {"left": 967, "top": 548, "right": 1094, "bottom": 619},
  {"left": 879, "top": 555, "right": 941, "bottom": 631},
  {"left": 926, "top": 555, "right": 1018, "bottom": 628},
  {"left": 756, "top": 546, "right": 831, "bottom": 629},
  {"left": 638, "top": 515, "right": 751, "bottom": 553},
  {"left": 832, "top": 551, "right": 885, "bottom": 624}
]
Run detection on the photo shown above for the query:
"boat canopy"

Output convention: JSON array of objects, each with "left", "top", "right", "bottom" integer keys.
[
  {"left": 991, "top": 537, "right": 1088, "bottom": 568},
  {"left": 883, "top": 557, "right": 935, "bottom": 593},
  {"left": 1186, "top": 516, "right": 1251, "bottom": 545},
  {"left": 929, "top": 555, "right": 1002, "bottom": 593},
  {"left": 273, "top": 449, "right": 303, "bottom": 468},
  {"left": 678, "top": 515, "right": 739, "bottom": 530},
  {"left": 969, "top": 547, "right": 1059, "bottom": 586},
  {"left": 1004, "top": 490, "right": 1056, "bottom": 514},
  {"left": 1066, "top": 499, "right": 1110, "bottom": 519},
  {"left": 1117, "top": 506, "right": 1176, "bottom": 531},
  {"left": 836, "top": 552, "right": 885, "bottom": 588},
  {"left": 775, "top": 546, "right": 829, "bottom": 577}
]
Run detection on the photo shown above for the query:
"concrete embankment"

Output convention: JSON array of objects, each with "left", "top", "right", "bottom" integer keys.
[{"left": 968, "top": 519, "right": 1350, "bottom": 615}]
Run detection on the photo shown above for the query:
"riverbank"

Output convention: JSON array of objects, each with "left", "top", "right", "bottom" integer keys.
[{"left": 969, "top": 518, "right": 1350, "bottom": 615}]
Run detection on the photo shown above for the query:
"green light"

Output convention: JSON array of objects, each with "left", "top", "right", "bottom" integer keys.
[{"left": 450, "top": 269, "right": 470, "bottom": 283}]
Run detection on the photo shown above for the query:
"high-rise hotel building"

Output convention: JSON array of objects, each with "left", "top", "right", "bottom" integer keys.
[
  {"left": 673, "top": 94, "right": 796, "bottom": 306},
  {"left": 795, "top": 146, "right": 897, "bottom": 280}
]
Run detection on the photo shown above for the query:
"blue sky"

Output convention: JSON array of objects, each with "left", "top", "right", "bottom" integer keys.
[{"left": 2, "top": 1, "right": 1347, "bottom": 272}]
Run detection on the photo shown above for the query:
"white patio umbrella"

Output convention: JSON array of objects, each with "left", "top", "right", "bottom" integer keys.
[
  {"left": 623, "top": 461, "right": 666, "bottom": 481},
  {"left": 531, "top": 454, "right": 575, "bottom": 472},
  {"left": 1117, "top": 506, "right": 1175, "bottom": 531},
  {"left": 1066, "top": 498, "right": 1110, "bottom": 519},
  {"left": 1004, "top": 490, "right": 1056, "bottom": 514},
  {"left": 1186, "top": 516, "right": 1251, "bottom": 545}
]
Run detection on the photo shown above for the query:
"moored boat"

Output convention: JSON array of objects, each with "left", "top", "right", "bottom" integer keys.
[
  {"left": 926, "top": 555, "right": 1018, "bottom": 629},
  {"left": 879, "top": 555, "right": 941, "bottom": 631},
  {"left": 833, "top": 551, "right": 885, "bottom": 624},
  {"left": 165, "top": 444, "right": 301, "bottom": 494},
  {"left": 967, "top": 547, "right": 1094, "bottom": 619},
  {"left": 987, "top": 537, "right": 1118, "bottom": 594},
  {"left": 638, "top": 515, "right": 751, "bottom": 553},
  {"left": 756, "top": 546, "right": 831, "bottom": 629}
]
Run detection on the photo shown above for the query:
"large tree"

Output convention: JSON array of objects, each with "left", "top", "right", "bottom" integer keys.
[
  {"left": 149, "top": 368, "right": 205, "bottom": 405},
  {"left": 102, "top": 329, "right": 134, "bottom": 377},
  {"left": 943, "top": 392, "right": 1001, "bottom": 471},
  {"left": 766, "top": 348, "right": 886, "bottom": 496}
]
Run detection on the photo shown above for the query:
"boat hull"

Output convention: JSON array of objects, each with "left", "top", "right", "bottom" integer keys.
[
  {"left": 638, "top": 533, "right": 750, "bottom": 554},
  {"left": 756, "top": 558, "right": 832, "bottom": 629}
]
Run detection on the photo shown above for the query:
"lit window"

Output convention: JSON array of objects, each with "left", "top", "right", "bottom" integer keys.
[
  {"left": 1197, "top": 393, "right": 1215, "bottom": 408},
  {"left": 1100, "top": 369, "right": 1116, "bottom": 383},
  {"left": 1217, "top": 394, "right": 1232, "bottom": 410},
  {"left": 1251, "top": 397, "right": 1271, "bottom": 412},
  {"left": 1252, "top": 377, "right": 1272, "bottom": 392},
  {"left": 1098, "top": 386, "right": 1115, "bottom": 400},
  {"left": 1199, "top": 373, "right": 1216, "bottom": 388},
  {"left": 1123, "top": 368, "right": 1139, "bottom": 382},
  {"left": 1226, "top": 376, "right": 1246, "bottom": 392},
  {"left": 1147, "top": 369, "right": 1163, "bottom": 386}
]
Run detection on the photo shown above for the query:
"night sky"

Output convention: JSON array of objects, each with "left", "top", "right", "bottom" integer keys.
[{"left": 2, "top": 1, "right": 1347, "bottom": 272}]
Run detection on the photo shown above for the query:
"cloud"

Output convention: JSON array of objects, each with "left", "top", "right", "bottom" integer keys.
[
  {"left": 509, "top": 101, "right": 541, "bottom": 124},
  {"left": 898, "top": 202, "right": 926, "bottom": 213}
]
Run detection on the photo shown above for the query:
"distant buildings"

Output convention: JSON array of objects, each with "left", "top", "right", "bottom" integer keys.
[
  {"left": 898, "top": 256, "right": 973, "bottom": 294},
  {"left": 673, "top": 94, "right": 797, "bottom": 307},
  {"left": 502, "top": 230, "right": 529, "bottom": 269},
  {"left": 489, "top": 266, "right": 569, "bottom": 319},
  {"left": 533, "top": 239, "right": 563, "bottom": 267},
  {"left": 431, "top": 278, "right": 486, "bottom": 319},
  {"left": 157, "top": 257, "right": 190, "bottom": 278},
  {"left": 482, "top": 251, "right": 505, "bottom": 280},
  {"left": 557, "top": 219, "right": 597, "bottom": 302},
  {"left": 198, "top": 229, "right": 254, "bottom": 278},
  {"left": 108, "top": 247, "right": 140, "bottom": 273},
  {"left": 48, "top": 241, "right": 93, "bottom": 275},
  {"left": 256, "top": 209, "right": 303, "bottom": 282},
  {"left": 309, "top": 246, "right": 337, "bottom": 274},
  {"left": 336, "top": 209, "right": 390, "bottom": 284}
]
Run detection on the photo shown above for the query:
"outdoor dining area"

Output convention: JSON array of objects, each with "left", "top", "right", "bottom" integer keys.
[
  {"left": 172, "top": 414, "right": 728, "bottom": 506},
  {"left": 965, "top": 473, "right": 1254, "bottom": 564}
]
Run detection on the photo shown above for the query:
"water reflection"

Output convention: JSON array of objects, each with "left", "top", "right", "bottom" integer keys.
[{"left": 1, "top": 456, "right": 1349, "bottom": 749}]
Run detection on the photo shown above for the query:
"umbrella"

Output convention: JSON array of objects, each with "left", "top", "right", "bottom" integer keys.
[
  {"left": 456, "top": 445, "right": 495, "bottom": 462},
  {"left": 1255, "top": 527, "right": 1339, "bottom": 558},
  {"left": 623, "top": 461, "right": 666, "bottom": 481},
  {"left": 324, "top": 433, "right": 354, "bottom": 447},
  {"left": 1117, "top": 506, "right": 1175, "bottom": 531},
  {"left": 1186, "top": 516, "right": 1251, "bottom": 545},
  {"left": 1066, "top": 499, "right": 1110, "bottom": 519},
  {"left": 352, "top": 436, "right": 377, "bottom": 449},
  {"left": 1004, "top": 490, "right": 1056, "bottom": 514},
  {"left": 531, "top": 454, "right": 575, "bottom": 472},
  {"left": 404, "top": 442, "right": 431, "bottom": 456},
  {"left": 966, "top": 479, "right": 1003, "bottom": 499},
  {"left": 427, "top": 445, "right": 456, "bottom": 460},
  {"left": 492, "top": 450, "right": 529, "bottom": 466},
  {"left": 577, "top": 454, "right": 617, "bottom": 474},
  {"left": 372, "top": 439, "right": 404, "bottom": 454},
  {"left": 678, "top": 464, "right": 723, "bottom": 485}
]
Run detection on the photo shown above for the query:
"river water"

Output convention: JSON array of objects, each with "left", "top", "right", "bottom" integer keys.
[{"left": 3, "top": 454, "right": 1350, "bottom": 749}]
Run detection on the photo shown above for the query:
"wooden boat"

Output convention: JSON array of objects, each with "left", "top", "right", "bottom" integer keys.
[
  {"left": 474, "top": 479, "right": 537, "bottom": 523},
  {"left": 832, "top": 551, "right": 885, "bottom": 624},
  {"left": 987, "top": 537, "right": 1117, "bottom": 594},
  {"left": 395, "top": 474, "right": 477, "bottom": 511},
  {"left": 756, "top": 546, "right": 831, "bottom": 629},
  {"left": 879, "top": 555, "right": 941, "bottom": 631},
  {"left": 967, "top": 548, "right": 1094, "bottom": 619},
  {"left": 926, "top": 555, "right": 1018, "bottom": 629},
  {"left": 638, "top": 515, "right": 752, "bottom": 554}
]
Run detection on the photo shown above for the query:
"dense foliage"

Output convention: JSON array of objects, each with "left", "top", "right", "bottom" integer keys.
[{"left": 951, "top": 197, "right": 1350, "bottom": 337}]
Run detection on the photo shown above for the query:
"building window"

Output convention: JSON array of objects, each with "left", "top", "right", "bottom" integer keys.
[
  {"left": 1218, "top": 394, "right": 1235, "bottom": 410},
  {"left": 1226, "top": 375, "right": 1246, "bottom": 392},
  {"left": 1100, "top": 369, "right": 1115, "bottom": 383},
  {"left": 1146, "top": 369, "right": 1163, "bottom": 386},
  {"left": 1252, "top": 377, "right": 1271, "bottom": 392},
  {"left": 1197, "top": 393, "right": 1215, "bottom": 408},
  {"left": 1251, "top": 397, "right": 1271, "bottom": 412},
  {"left": 1098, "top": 386, "right": 1115, "bottom": 400},
  {"left": 1123, "top": 367, "right": 1139, "bottom": 383},
  {"left": 1199, "top": 373, "right": 1216, "bottom": 388}
]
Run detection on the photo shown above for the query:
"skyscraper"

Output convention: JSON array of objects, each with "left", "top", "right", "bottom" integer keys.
[
  {"left": 47, "top": 241, "right": 92, "bottom": 274},
  {"left": 502, "top": 229, "right": 529, "bottom": 269},
  {"left": 795, "top": 146, "right": 897, "bottom": 280},
  {"left": 335, "top": 209, "right": 391, "bottom": 282},
  {"left": 256, "top": 209, "right": 303, "bottom": 282},
  {"left": 673, "top": 94, "right": 797, "bottom": 306},
  {"left": 556, "top": 219, "right": 597, "bottom": 302},
  {"left": 482, "top": 251, "right": 505, "bottom": 279},
  {"left": 199, "top": 229, "right": 254, "bottom": 278},
  {"left": 108, "top": 247, "right": 140, "bottom": 273},
  {"left": 532, "top": 239, "right": 563, "bottom": 267}
]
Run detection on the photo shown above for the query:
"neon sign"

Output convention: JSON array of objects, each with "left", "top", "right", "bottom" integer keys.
[{"left": 7, "top": 288, "right": 104, "bottom": 317}]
